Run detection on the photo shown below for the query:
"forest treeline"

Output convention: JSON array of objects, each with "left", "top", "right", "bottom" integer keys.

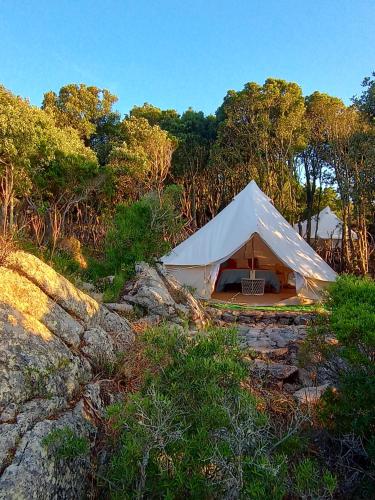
[{"left": 1, "top": 74, "right": 374, "bottom": 275}]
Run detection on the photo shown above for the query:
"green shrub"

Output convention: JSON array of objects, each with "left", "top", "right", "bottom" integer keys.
[
  {"left": 104, "top": 326, "right": 286, "bottom": 499},
  {"left": 102, "top": 326, "right": 339, "bottom": 498},
  {"left": 42, "top": 427, "right": 90, "bottom": 460},
  {"left": 102, "top": 270, "right": 128, "bottom": 303},
  {"left": 106, "top": 187, "right": 182, "bottom": 271},
  {"left": 82, "top": 186, "right": 183, "bottom": 301},
  {"left": 320, "top": 370, "right": 375, "bottom": 447},
  {"left": 317, "top": 275, "right": 375, "bottom": 468},
  {"left": 292, "top": 458, "right": 337, "bottom": 499},
  {"left": 48, "top": 249, "right": 83, "bottom": 280},
  {"left": 328, "top": 275, "right": 375, "bottom": 365}
]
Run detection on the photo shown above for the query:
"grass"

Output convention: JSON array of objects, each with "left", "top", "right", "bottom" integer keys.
[{"left": 208, "top": 301, "right": 323, "bottom": 313}]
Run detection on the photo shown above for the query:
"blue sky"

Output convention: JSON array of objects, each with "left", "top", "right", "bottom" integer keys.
[{"left": 1, "top": 0, "right": 374, "bottom": 116}]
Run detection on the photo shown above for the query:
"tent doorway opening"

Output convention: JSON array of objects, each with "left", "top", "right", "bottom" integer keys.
[{"left": 212, "top": 233, "right": 297, "bottom": 305}]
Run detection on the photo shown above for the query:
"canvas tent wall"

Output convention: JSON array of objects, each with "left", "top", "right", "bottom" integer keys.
[
  {"left": 294, "top": 206, "right": 357, "bottom": 247},
  {"left": 161, "top": 181, "right": 337, "bottom": 300}
]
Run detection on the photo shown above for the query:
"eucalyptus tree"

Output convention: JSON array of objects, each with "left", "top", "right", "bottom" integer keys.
[
  {"left": 300, "top": 92, "right": 344, "bottom": 243},
  {"left": 0, "top": 85, "right": 38, "bottom": 233},
  {"left": 353, "top": 71, "right": 375, "bottom": 122},
  {"left": 170, "top": 109, "right": 217, "bottom": 227},
  {"left": 109, "top": 116, "right": 177, "bottom": 202},
  {"left": 42, "top": 83, "right": 119, "bottom": 146},
  {"left": 0, "top": 85, "right": 98, "bottom": 247},
  {"left": 211, "top": 78, "right": 306, "bottom": 220}
]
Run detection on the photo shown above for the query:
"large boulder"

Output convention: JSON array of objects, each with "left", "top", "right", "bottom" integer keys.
[
  {"left": 0, "top": 252, "right": 134, "bottom": 499},
  {"left": 121, "top": 262, "right": 207, "bottom": 328}
]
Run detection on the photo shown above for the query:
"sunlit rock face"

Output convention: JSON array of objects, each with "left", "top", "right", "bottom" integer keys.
[{"left": 0, "top": 251, "right": 134, "bottom": 499}]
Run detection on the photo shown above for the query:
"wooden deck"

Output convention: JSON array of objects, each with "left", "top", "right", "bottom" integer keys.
[{"left": 211, "top": 289, "right": 305, "bottom": 306}]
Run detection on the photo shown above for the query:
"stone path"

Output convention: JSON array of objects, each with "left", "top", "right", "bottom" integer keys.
[
  {"left": 228, "top": 318, "right": 331, "bottom": 404},
  {"left": 237, "top": 324, "right": 307, "bottom": 352}
]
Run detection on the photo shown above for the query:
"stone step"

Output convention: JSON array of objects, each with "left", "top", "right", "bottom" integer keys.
[{"left": 251, "top": 359, "right": 299, "bottom": 381}]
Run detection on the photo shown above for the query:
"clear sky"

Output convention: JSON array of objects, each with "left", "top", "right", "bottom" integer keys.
[{"left": 1, "top": 0, "right": 374, "bottom": 116}]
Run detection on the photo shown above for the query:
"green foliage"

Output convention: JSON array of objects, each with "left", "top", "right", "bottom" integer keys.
[
  {"left": 42, "top": 427, "right": 90, "bottom": 460},
  {"left": 212, "top": 78, "right": 306, "bottom": 217},
  {"left": 75, "top": 186, "right": 183, "bottom": 301},
  {"left": 102, "top": 186, "right": 183, "bottom": 292},
  {"left": 42, "top": 83, "right": 118, "bottom": 143},
  {"left": 320, "top": 371, "right": 375, "bottom": 443},
  {"left": 48, "top": 249, "right": 83, "bottom": 280},
  {"left": 105, "top": 325, "right": 286, "bottom": 498},
  {"left": 292, "top": 458, "right": 337, "bottom": 499},
  {"left": 102, "top": 270, "right": 128, "bottom": 303},
  {"left": 314, "top": 275, "right": 375, "bottom": 473},
  {"left": 353, "top": 71, "right": 375, "bottom": 122},
  {"left": 109, "top": 115, "right": 177, "bottom": 200},
  {"left": 327, "top": 275, "right": 375, "bottom": 365},
  {"left": 104, "top": 325, "right": 338, "bottom": 498}
]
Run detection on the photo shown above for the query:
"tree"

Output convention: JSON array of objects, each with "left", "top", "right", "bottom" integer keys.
[
  {"left": 300, "top": 93, "right": 344, "bottom": 243},
  {"left": 42, "top": 83, "right": 118, "bottom": 145},
  {"left": 302, "top": 90, "right": 374, "bottom": 273},
  {"left": 130, "top": 103, "right": 181, "bottom": 133},
  {"left": 129, "top": 104, "right": 218, "bottom": 227},
  {"left": 0, "top": 84, "right": 98, "bottom": 246},
  {"left": 169, "top": 109, "right": 217, "bottom": 227},
  {"left": 89, "top": 111, "right": 122, "bottom": 166},
  {"left": 353, "top": 71, "right": 375, "bottom": 122},
  {"left": 0, "top": 86, "right": 35, "bottom": 233},
  {"left": 211, "top": 78, "right": 306, "bottom": 219},
  {"left": 109, "top": 116, "right": 177, "bottom": 201}
]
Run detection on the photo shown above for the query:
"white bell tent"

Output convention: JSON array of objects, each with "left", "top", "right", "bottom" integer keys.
[
  {"left": 294, "top": 206, "right": 357, "bottom": 246},
  {"left": 161, "top": 181, "right": 337, "bottom": 300}
]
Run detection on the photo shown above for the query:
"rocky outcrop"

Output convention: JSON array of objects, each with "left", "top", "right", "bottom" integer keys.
[
  {"left": 121, "top": 262, "right": 207, "bottom": 328},
  {"left": 0, "top": 251, "right": 134, "bottom": 499}
]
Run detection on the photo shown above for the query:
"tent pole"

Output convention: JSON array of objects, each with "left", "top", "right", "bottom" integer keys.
[
  {"left": 251, "top": 238, "right": 255, "bottom": 279},
  {"left": 252, "top": 238, "right": 254, "bottom": 270}
]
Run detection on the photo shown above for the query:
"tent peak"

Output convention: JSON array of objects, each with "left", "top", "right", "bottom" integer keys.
[{"left": 236, "top": 180, "right": 269, "bottom": 200}]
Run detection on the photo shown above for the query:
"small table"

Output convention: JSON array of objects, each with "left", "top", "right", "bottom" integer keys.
[{"left": 241, "top": 278, "right": 265, "bottom": 296}]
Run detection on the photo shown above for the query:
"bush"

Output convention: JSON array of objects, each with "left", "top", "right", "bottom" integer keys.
[
  {"left": 317, "top": 275, "right": 375, "bottom": 477},
  {"left": 320, "top": 370, "right": 375, "bottom": 442},
  {"left": 104, "top": 326, "right": 287, "bottom": 499},
  {"left": 85, "top": 186, "right": 183, "bottom": 301},
  {"left": 327, "top": 275, "right": 375, "bottom": 365},
  {"left": 102, "top": 326, "right": 339, "bottom": 498},
  {"left": 293, "top": 458, "right": 337, "bottom": 499},
  {"left": 105, "top": 186, "right": 183, "bottom": 274}
]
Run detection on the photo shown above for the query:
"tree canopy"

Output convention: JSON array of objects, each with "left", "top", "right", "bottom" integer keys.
[{"left": 1, "top": 73, "right": 374, "bottom": 274}]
